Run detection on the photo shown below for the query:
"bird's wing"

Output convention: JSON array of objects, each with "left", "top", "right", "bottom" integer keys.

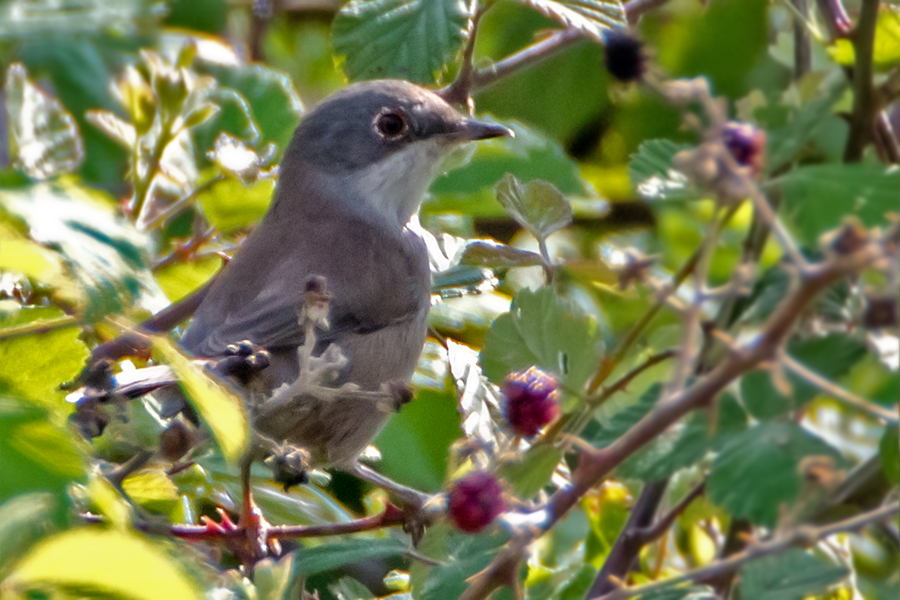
[{"left": 181, "top": 213, "right": 430, "bottom": 359}]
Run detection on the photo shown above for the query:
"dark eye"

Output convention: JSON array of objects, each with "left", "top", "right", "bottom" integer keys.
[{"left": 374, "top": 110, "right": 409, "bottom": 140}]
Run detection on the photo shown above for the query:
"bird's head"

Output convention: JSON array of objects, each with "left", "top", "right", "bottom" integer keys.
[{"left": 278, "top": 79, "right": 512, "bottom": 225}]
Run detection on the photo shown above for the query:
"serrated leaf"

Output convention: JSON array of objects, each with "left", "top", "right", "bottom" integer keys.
[
  {"left": 761, "top": 84, "right": 845, "bottom": 171},
  {"left": 740, "top": 334, "right": 867, "bottom": 420},
  {"left": 0, "top": 182, "right": 155, "bottom": 321},
  {"left": 332, "top": 0, "right": 471, "bottom": 84},
  {"left": 122, "top": 469, "right": 179, "bottom": 510},
  {"left": 495, "top": 173, "right": 573, "bottom": 241},
  {"left": 501, "top": 444, "right": 564, "bottom": 498},
  {"left": 5, "top": 63, "right": 84, "bottom": 180},
  {"left": 517, "top": 0, "right": 627, "bottom": 41},
  {"left": 195, "top": 62, "right": 303, "bottom": 157},
  {"left": 780, "top": 163, "right": 900, "bottom": 246},
  {"left": 413, "top": 524, "right": 510, "bottom": 600},
  {"left": 427, "top": 119, "right": 595, "bottom": 218},
  {"left": 707, "top": 422, "right": 841, "bottom": 527},
  {"left": 628, "top": 139, "right": 693, "bottom": 201},
  {"left": 481, "top": 286, "right": 604, "bottom": 391},
  {"left": 739, "top": 548, "right": 848, "bottom": 600},
  {"left": 3, "top": 528, "right": 201, "bottom": 600},
  {"left": 152, "top": 336, "right": 249, "bottom": 464},
  {"left": 291, "top": 538, "right": 409, "bottom": 577},
  {"left": 459, "top": 240, "right": 544, "bottom": 269}
]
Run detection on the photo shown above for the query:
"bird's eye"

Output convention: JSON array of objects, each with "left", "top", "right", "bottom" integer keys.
[{"left": 374, "top": 110, "right": 409, "bottom": 140}]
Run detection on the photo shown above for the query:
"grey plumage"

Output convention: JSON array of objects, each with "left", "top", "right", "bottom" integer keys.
[{"left": 180, "top": 80, "right": 510, "bottom": 465}]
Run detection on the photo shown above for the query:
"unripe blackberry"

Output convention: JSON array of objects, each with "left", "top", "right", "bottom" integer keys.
[
  {"left": 502, "top": 367, "right": 560, "bottom": 437},
  {"left": 602, "top": 30, "right": 646, "bottom": 83},
  {"left": 448, "top": 472, "right": 506, "bottom": 534},
  {"left": 722, "top": 122, "right": 766, "bottom": 177}
]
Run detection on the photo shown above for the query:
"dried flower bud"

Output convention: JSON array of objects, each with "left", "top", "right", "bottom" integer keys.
[
  {"left": 825, "top": 218, "right": 869, "bottom": 256},
  {"left": 448, "top": 472, "right": 506, "bottom": 534},
  {"left": 502, "top": 367, "right": 560, "bottom": 437},
  {"left": 602, "top": 30, "right": 646, "bottom": 83},
  {"left": 722, "top": 122, "right": 766, "bottom": 177},
  {"left": 159, "top": 420, "right": 195, "bottom": 461}
]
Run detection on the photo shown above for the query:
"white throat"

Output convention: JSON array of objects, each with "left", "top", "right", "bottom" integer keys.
[{"left": 349, "top": 138, "right": 449, "bottom": 227}]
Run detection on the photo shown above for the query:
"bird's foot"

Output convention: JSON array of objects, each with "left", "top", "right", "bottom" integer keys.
[
  {"left": 214, "top": 340, "right": 271, "bottom": 385},
  {"left": 351, "top": 463, "right": 439, "bottom": 546}
]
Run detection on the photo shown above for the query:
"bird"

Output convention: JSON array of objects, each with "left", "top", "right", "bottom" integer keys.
[{"left": 178, "top": 79, "right": 512, "bottom": 467}]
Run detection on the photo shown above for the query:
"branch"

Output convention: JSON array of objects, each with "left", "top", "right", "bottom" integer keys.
[
  {"left": 0, "top": 315, "right": 78, "bottom": 341},
  {"left": 843, "top": 0, "right": 880, "bottom": 162},
  {"left": 588, "top": 479, "right": 706, "bottom": 596},
  {"left": 594, "top": 500, "right": 900, "bottom": 600},
  {"left": 443, "top": 0, "right": 671, "bottom": 100},
  {"left": 782, "top": 353, "right": 899, "bottom": 424},
  {"left": 460, "top": 235, "right": 888, "bottom": 599}
]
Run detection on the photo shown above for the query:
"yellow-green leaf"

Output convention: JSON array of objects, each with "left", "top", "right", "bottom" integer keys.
[
  {"left": 155, "top": 255, "right": 221, "bottom": 302},
  {"left": 828, "top": 6, "right": 900, "bottom": 70},
  {"left": 2, "top": 528, "right": 201, "bottom": 600},
  {"left": 152, "top": 336, "right": 249, "bottom": 463},
  {"left": 123, "top": 469, "right": 180, "bottom": 510}
]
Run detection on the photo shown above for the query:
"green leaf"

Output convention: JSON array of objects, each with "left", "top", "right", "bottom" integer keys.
[
  {"left": 740, "top": 333, "right": 867, "bottom": 420},
  {"left": 427, "top": 119, "right": 595, "bottom": 218},
  {"left": 3, "top": 528, "right": 201, "bottom": 600},
  {"left": 481, "top": 286, "right": 604, "bottom": 392},
  {"left": 196, "top": 177, "right": 275, "bottom": 232},
  {"left": 707, "top": 422, "right": 841, "bottom": 527},
  {"left": 291, "top": 538, "right": 409, "bottom": 577},
  {"left": 517, "top": 0, "right": 627, "bottom": 41},
  {"left": 154, "top": 255, "right": 221, "bottom": 302},
  {"left": 495, "top": 174, "right": 573, "bottom": 242},
  {"left": 0, "top": 182, "right": 155, "bottom": 321},
  {"left": 780, "top": 163, "right": 900, "bottom": 246},
  {"left": 122, "top": 469, "right": 179, "bottom": 512},
  {"left": 332, "top": 0, "right": 471, "bottom": 84},
  {"left": 152, "top": 336, "right": 249, "bottom": 464},
  {"left": 880, "top": 425, "right": 899, "bottom": 486},
  {"left": 0, "top": 493, "right": 56, "bottom": 571},
  {"left": 631, "top": 587, "right": 717, "bottom": 600},
  {"left": 0, "top": 305, "right": 89, "bottom": 409},
  {"left": 760, "top": 84, "right": 845, "bottom": 171},
  {"left": 628, "top": 139, "right": 693, "bottom": 201},
  {"left": 413, "top": 524, "right": 511, "bottom": 600},
  {"left": 739, "top": 548, "right": 848, "bottom": 600},
  {"left": 5, "top": 63, "right": 84, "bottom": 180},
  {"left": 827, "top": 6, "right": 900, "bottom": 71},
  {"left": 501, "top": 444, "right": 564, "bottom": 498},
  {"left": 459, "top": 239, "right": 544, "bottom": 269},
  {"left": 375, "top": 385, "right": 461, "bottom": 492},
  {"left": 0, "top": 395, "right": 85, "bottom": 524},
  {"left": 195, "top": 62, "right": 303, "bottom": 157}
]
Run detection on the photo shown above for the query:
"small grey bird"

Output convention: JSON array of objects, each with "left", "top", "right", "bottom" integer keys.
[{"left": 180, "top": 79, "right": 511, "bottom": 466}]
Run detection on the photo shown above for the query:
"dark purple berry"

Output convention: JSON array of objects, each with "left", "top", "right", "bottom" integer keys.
[
  {"left": 159, "top": 420, "right": 195, "bottom": 461},
  {"left": 448, "top": 472, "right": 506, "bottom": 534},
  {"left": 722, "top": 122, "right": 766, "bottom": 177},
  {"left": 502, "top": 367, "right": 560, "bottom": 437},
  {"left": 602, "top": 30, "right": 646, "bottom": 83}
]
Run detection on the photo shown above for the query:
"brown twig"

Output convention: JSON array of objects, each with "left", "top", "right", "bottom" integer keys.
[
  {"left": 843, "top": 0, "right": 880, "bottom": 162},
  {"left": 781, "top": 353, "right": 899, "bottom": 423},
  {"left": 0, "top": 315, "right": 78, "bottom": 341},
  {"left": 594, "top": 500, "right": 900, "bottom": 600},
  {"left": 588, "top": 479, "right": 707, "bottom": 596},
  {"left": 459, "top": 233, "right": 888, "bottom": 599}
]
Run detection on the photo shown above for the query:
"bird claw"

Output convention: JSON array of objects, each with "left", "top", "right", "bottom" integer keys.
[{"left": 215, "top": 340, "right": 271, "bottom": 385}]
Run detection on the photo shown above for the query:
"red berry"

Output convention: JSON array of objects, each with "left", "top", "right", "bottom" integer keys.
[
  {"left": 722, "top": 122, "right": 766, "bottom": 177},
  {"left": 602, "top": 30, "right": 646, "bottom": 83},
  {"left": 448, "top": 472, "right": 506, "bottom": 534},
  {"left": 502, "top": 367, "right": 560, "bottom": 437}
]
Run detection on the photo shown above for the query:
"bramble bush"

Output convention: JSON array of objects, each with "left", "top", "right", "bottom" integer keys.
[{"left": 0, "top": 1, "right": 898, "bottom": 599}]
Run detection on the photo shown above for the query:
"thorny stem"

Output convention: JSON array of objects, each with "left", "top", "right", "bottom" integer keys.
[
  {"left": 782, "top": 353, "right": 899, "bottom": 423},
  {"left": 460, "top": 236, "right": 888, "bottom": 599},
  {"left": 594, "top": 500, "right": 900, "bottom": 600}
]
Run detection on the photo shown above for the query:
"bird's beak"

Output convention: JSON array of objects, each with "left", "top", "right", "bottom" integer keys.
[{"left": 445, "top": 119, "right": 514, "bottom": 143}]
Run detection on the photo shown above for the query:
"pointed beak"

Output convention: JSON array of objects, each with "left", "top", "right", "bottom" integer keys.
[{"left": 445, "top": 119, "right": 514, "bottom": 143}]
